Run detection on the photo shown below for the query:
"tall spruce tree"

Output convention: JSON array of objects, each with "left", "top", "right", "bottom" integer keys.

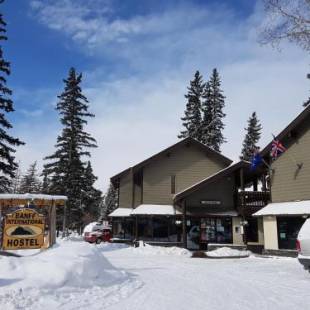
[
  {"left": 303, "top": 73, "right": 310, "bottom": 108},
  {"left": 19, "top": 161, "right": 42, "bottom": 194},
  {"left": 43, "top": 68, "right": 97, "bottom": 230},
  {"left": 240, "top": 112, "right": 262, "bottom": 161},
  {"left": 178, "top": 71, "right": 204, "bottom": 141},
  {"left": 0, "top": 3, "right": 24, "bottom": 191},
  {"left": 201, "top": 68, "right": 226, "bottom": 152},
  {"left": 101, "top": 182, "right": 118, "bottom": 220},
  {"left": 81, "top": 161, "right": 102, "bottom": 224}
]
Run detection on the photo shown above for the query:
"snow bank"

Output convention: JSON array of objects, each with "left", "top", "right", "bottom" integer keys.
[
  {"left": 207, "top": 247, "right": 250, "bottom": 258},
  {"left": 132, "top": 242, "right": 191, "bottom": 257},
  {"left": 0, "top": 239, "right": 141, "bottom": 309}
]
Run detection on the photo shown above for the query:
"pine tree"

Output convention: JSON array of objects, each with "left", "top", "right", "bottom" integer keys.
[
  {"left": 240, "top": 112, "right": 262, "bottom": 161},
  {"left": 43, "top": 68, "right": 97, "bottom": 230},
  {"left": 101, "top": 183, "right": 118, "bottom": 220},
  {"left": 201, "top": 68, "right": 226, "bottom": 152},
  {"left": 19, "top": 161, "right": 42, "bottom": 193},
  {"left": 0, "top": 4, "right": 24, "bottom": 192},
  {"left": 303, "top": 73, "right": 310, "bottom": 108},
  {"left": 81, "top": 161, "right": 102, "bottom": 224},
  {"left": 41, "top": 170, "right": 50, "bottom": 194},
  {"left": 178, "top": 71, "right": 204, "bottom": 141},
  {"left": 10, "top": 162, "right": 22, "bottom": 193}
]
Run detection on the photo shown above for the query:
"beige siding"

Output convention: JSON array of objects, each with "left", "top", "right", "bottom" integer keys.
[
  {"left": 271, "top": 122, "right": 310, "bottom": 202},
  {"left": 143, "top": 144, "right": 227, "bottom": 204},
  {"left": 263, "top": 216, "right": 278, "bottom": 250},
  {"left": 118, "top": 172, "right": 133, "bottom": 208}
]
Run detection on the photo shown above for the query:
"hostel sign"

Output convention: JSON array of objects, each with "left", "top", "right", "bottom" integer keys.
[{"left": 2, "top": 208, "right": 45, "bottom": 250}]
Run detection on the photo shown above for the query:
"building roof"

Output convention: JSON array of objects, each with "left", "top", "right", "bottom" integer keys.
[
  {"left": 0, "top": 193, "right": 68, "bottom": 207},
  {"left": 111, "top": 137, "right": 233, "bottom": 182},
  {"left": 109, "top": 208, "right": 133, "bottom": 217},
  {"left": 260, "top": 105, "right": 310, "bottom": 157},
  {"left": 253, "top": 200, "right": 310, "bottom": 216},
  {"left": 174, "top": 160, "right": 251, "bottom": 202},
  {"left": 131, "top": 204, "right": 182, "bottom": 215}
]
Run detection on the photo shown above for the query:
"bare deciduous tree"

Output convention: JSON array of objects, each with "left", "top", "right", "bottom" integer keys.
[{"left": 259, "top": 0, "right": 310, "bottom": 52}]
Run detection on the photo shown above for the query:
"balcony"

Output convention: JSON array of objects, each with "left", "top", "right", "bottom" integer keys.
[{"left": 237, "top": 191, "right": 271, "bottom": 215}]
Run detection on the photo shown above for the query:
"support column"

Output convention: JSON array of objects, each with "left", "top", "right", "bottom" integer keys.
[
  {"left": 239, "top": 168, "right": 247, "bottom": 244},
  {"left": 62, "top": 202, "right": 67, "bottom": 238},
  {"left": 0, "top": 204, "right": 2, "bottom": 250},
  {"left": 135, "top": 216, "right": 138, "bottom": 240},
  {"left": 182, "top": 200, "right": 187, "bottom": 249}
]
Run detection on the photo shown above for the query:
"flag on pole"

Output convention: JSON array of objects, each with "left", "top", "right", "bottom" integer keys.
[
  {"left": 271, "top": 138, "right": 286, "bottom": 160},
  {"left": 250, "top": 151, "right": 262, "bottom": 171}
]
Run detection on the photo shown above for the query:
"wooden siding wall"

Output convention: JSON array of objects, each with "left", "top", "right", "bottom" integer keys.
[
  {"left": 134, "top": 183, "right": 142, "bottom": 208},
  {"left": 142, "top": 145, "right": 227, "bottom": 205},
  {"left": 271, "top": 120, "right": 310, "bottom": 202},
  {"left": 118, "top": 172, "right": 133, "bottom": 208},
  {"left": 185, "top": 177, "right": 235, "bottom": 210}
]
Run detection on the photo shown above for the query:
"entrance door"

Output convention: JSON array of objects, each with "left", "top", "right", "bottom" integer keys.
[
  {"left": 186, "top": 219, "right": 200, "bottom": 250},
  {"left": 277, "top": 217, "right": 305, "bottom": 250}
]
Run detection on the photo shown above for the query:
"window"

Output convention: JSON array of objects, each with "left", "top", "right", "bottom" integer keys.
[{"left": 171, "top": 175, "right": 176, "bottom": 194}]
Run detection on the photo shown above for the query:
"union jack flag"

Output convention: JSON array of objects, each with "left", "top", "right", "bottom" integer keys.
[{"left": 271, "top": 138, "right": 286, "bottom": 159}]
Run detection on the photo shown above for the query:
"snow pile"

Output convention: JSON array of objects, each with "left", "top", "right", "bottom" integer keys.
[
  {"left": 207, "top": 247, "right": 250, "bottom": 258},
  {"left": 0, "top": 239, "right": 141, "bottom": 309},
  {"left": 132, "top": 242, "right": 191, "bottom": 257}
]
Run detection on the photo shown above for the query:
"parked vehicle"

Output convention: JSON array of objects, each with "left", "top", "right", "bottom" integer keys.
[
  {"left": 83, "top": 222, "right": 112, "bottom": 244},
  {"left": 297, "top": 218, "right": 310, "bottom": 272}
]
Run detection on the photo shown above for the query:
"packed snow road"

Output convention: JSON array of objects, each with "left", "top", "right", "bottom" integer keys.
[
  {"left": 0, "top": 239, "right": 310, "bottom": 310},
  {"left": 104, "top": 244, "right": 310, "bottom": 310}
]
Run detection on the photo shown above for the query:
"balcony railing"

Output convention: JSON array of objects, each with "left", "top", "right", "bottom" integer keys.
[{"left": 238, "top": 191, "right": 271, "bottom": 209}]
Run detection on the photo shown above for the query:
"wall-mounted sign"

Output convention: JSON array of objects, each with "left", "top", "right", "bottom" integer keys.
[
  {"left": 2, "top": 208, "right": 45, "bottom": 250},
  {"left": 201, "top": 200, "right": 221, "bottom": 206}
]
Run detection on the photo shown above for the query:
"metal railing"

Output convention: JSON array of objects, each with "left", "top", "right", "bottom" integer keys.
[{"left": 238, "top": 191, "right": 271, "bottom": 209}]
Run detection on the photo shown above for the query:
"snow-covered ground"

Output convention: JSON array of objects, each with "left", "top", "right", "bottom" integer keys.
[{"left": 1, "top": 240, "right": 310, "bottom": 310}]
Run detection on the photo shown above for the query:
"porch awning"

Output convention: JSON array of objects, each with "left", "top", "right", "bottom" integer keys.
[
  {"left": 109, "top": 208, "right": 133, "bottom": 217},
  {"left": 131, "top": 204, "right": 182, "bottom": 216},
  {"left": 254, "top": 200, "right": 310, "bottom": 217}
]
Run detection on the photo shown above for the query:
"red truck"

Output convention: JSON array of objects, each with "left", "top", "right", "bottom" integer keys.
[{"left": 83, "top": 222, "right": 112, "bottom": 244}]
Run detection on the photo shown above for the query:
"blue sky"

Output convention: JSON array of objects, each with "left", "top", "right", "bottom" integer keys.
[{"left": 2, "top": 0, "right": 309, "bottom": 191}]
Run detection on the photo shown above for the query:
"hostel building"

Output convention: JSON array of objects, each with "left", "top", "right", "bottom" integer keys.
[{"left": 109, "top": 137, "right": 270, "bottom": 251}]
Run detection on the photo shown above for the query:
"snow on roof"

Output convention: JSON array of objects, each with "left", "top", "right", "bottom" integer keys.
[
  {"left": 131, "top": 204, "right": 182, "bottom": 216},
  {"left": 254, "top": 200, "right": 310, "bottom": 216},
  {"left": 204, "top": 211, "right": 239, "bottom": 217},
  {"left": 0, "top": 193, "right": 68, "bottom": 201},
  {"left": 109, "top": 208, "right": 133, "bottom": 217}
]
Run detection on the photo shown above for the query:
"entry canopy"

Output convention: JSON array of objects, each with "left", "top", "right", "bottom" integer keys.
[
  {"left": 131, "top": 204, "right": 182, "bottom": 216},
  {"left": 254, "top": 200, "right": 310, "bottom": 217},
  {"left": 0, "top": 193, "right": 68, "bottom": 207},
  {"left": 109, "top": 208, "right": 133, "bottom": 217}
]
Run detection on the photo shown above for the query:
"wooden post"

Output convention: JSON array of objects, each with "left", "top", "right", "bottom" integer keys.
[
  {"left": 239, "top": 168, "right": 247, "bottom": 245},
  {"left": 0, "top": 204, "right": 2, "bottom": 250},
  {"left": 182, "top": 200, "right": 187, "bottom": 249},
  {"left": 262, "top": 174, "right": 267, "bottom": 192},
  {"left": 135, "top": 216, "right": 138, "bottom": 240},
  {"left": 253, "top": 179, "right": 258, "bottom": 191},
  {"left": 62, "top": 201, "right": 67, "bottom": 238},
  {"left": 50, "top": 201, "right": 57, "bottom": 246}
]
